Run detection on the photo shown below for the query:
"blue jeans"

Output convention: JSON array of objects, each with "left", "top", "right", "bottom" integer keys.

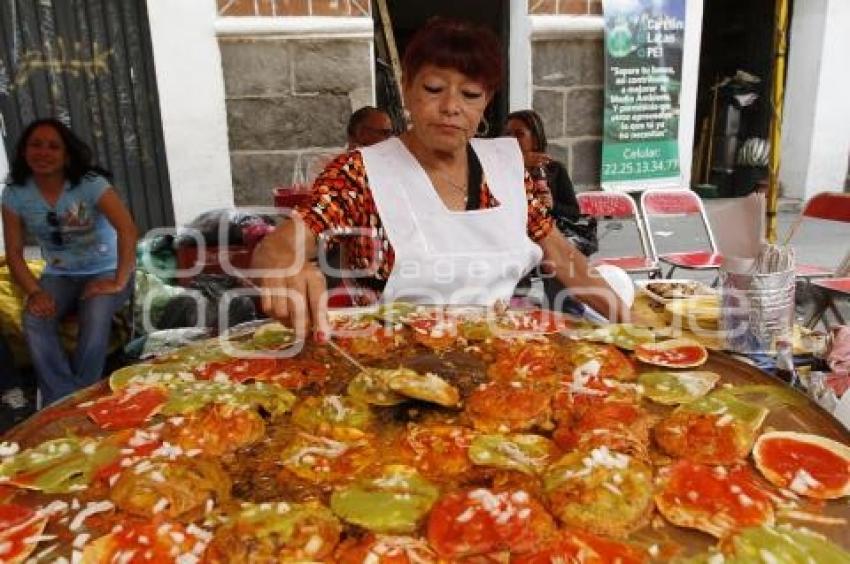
[{"left": 23, "top": 271, "right": 132, "bottom": 406}]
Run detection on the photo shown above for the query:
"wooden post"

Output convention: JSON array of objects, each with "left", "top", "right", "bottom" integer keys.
[
  {"left": 375, "top": 0, "right": 406, "bottom": 121},
  {"left": 766, "top": 0, "right": 789, "bottom": 243}
]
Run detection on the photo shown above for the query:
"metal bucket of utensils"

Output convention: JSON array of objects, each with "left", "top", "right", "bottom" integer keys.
[{"left": 720, "top": 268, "right": 796, "bottom": 354}]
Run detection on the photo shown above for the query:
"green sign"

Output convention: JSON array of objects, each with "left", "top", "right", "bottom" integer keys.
[{"left": 602, "top": 0, "right": 686, "bottom": 185}]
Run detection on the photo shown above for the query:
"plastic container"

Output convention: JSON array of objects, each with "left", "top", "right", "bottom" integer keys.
[
  {"left": 273, "top": 185, "right": 313, "bottom": 209},
  {"left": 719, "top": 268, "right": 795, "bottom": 354}
]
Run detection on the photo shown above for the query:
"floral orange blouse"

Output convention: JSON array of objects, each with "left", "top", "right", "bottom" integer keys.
[{"left": 295, "top": 148, "right": 554, "bottom": 289}]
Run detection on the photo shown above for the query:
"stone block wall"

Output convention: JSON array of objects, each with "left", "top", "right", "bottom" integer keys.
[
  {"left": 216, "top": 1, "right": 612, "bottom": 197},
  {"left": 532, "top": 36, "right": 605, "bottom": 190},
  {"left": 219, "top": 37, "right": 372, "bottom": 205},
  {"left": 529, "top": 1, "right": 606, "bottom": 189}
]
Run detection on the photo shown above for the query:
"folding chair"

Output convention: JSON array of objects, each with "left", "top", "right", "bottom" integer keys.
[
  {"left": 807, "top": 278, "right": 850, "bottom": 327},
  {"left": 783, "top": 192, "right": 850, "bottom": 280},
  {"left": 805, "top": 251, "right": 850, "bottom": 328},
  {"left": 640, "top": 189, "right": 723, "bottom": 278},
  {"left": 576, "top": 192, "right": 661, "bottom": 277}
]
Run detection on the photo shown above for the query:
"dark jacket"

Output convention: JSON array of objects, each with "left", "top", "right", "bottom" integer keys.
[{"left": 545, "top": 160, "right": 580, "bottom": 221}]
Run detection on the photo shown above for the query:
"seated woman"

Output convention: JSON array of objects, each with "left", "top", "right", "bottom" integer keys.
[
  {"left": 504, "top": 109, "right": 599, "bottom": 310},
  {"left": 252, "top": 18, "right": 628, "bottom": 337},
  {"left": 504, "top": 109, "right": 580, "bottom": 227},
  {"left": 1, "top": 119, "right": 137, "bottom": 406}
]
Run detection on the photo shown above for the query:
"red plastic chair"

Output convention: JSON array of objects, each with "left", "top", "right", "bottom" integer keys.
[
  {"left": 576, "top": 191, "right": 661, "bottom": 277},
  {"left": 783, "top": 192, "right": 850, "bottom": 280},
  {"left": 640, "top": 189, "right": 723, "bottom": 278}
]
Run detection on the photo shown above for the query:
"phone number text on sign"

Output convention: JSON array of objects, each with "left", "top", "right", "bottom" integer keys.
[{"left": 602, "top": 158, "right": 679, "bottom": 177}]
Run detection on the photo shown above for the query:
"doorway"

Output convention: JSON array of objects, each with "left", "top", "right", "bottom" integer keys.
[
  {"left": 373, "top": 0, "right": 511, "bottom": 137},
  {"left": 691, "top": 0, "right": 793, "bottom": 197}
]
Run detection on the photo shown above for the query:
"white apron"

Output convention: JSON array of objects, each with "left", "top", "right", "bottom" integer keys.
[{"left": 359, "top": 136, "right": 543, "bottom": 305}]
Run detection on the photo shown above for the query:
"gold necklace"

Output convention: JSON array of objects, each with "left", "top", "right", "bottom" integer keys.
[{"left": 429, "top": 169, "right": 468, "bottom": 204}]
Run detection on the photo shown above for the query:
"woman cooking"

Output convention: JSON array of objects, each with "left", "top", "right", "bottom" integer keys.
[{"left": 253, "top": 18, "right": 629, "bottom": 337}]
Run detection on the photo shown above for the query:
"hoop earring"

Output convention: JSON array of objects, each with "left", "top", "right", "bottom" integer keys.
[{"left": 476, "top": 117, "right": 490, "bottom": 137}]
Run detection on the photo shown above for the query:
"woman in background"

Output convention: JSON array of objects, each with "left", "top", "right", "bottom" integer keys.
[
  {"left": 504, "top": 109, "right": 580, "bottom": 225},
  {"left": 1, "top": 119, "right": 137, "bottom": 406},
  {"left": 505, "top": 110, "right": 608, "bottom": 310}
]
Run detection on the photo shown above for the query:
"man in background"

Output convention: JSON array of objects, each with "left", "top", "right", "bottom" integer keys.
[{"left": 347, "top": 106, "right": 393, "bottom": 149}]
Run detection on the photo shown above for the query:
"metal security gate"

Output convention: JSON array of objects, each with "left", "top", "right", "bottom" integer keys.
[{"left": 0, "top": 0, "right": 173, "bottom": 232}]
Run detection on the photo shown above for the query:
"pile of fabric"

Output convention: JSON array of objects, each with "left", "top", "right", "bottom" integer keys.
[
  {"left": 807, "top": 326, "right": 850, "bottom": 428},
  {"left": 127, "top": 209, "right": 275, "bottom": 360}
]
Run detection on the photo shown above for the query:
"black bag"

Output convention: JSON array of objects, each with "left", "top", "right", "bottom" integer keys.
[
  {"left": 175, "top": 209, "right": 277, "bottom": 247},
  {"left": 157, "top": 274, "right": 258, "bottom": 331},
  {"left": 554, "top": 214, "right": 598, "bottom": 257}
]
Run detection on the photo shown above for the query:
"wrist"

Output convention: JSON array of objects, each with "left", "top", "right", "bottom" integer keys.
[{"left": 23, "top": 288, "right": 42, "bottom": 306}]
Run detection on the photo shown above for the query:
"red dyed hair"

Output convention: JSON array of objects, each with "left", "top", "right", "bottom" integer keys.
[{"left": 402, "top": 18, "right": 503, "bottom": 94}]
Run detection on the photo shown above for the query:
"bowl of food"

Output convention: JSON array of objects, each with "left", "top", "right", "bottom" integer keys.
[{"left": 637, "top": 279, "right": 716, "bottom": 304}]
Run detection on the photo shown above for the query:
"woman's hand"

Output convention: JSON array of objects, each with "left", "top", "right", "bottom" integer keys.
[
  {"left": 97, "top": 187, "right": 138, "bottom": 300},
  {"left": 252, "top": 218, "right": 329, "bottom": 341},
  {"left": 26, "top": 290, "right": 56, "bottom": 317},
  {"left": 539, "top": 188, "right": 554, "bottom": 210},
  {"left": 82, "top": 278, "right": 124, "bottom": 300},
  {"left": 258, "top": 261, "right": 329, "bottom": 341},
  {"left": 523, "top": 151, "right": 551, "bottom": 169},
  {"left": 538, "top": 230, "right": 630, "bottom": 323}
]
